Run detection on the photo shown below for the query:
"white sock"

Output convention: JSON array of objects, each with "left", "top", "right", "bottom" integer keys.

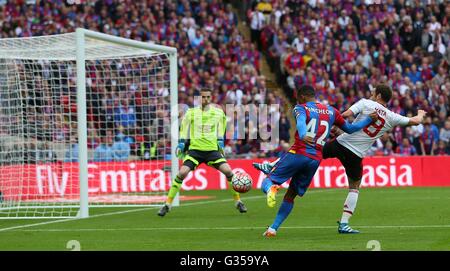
[{"left": 340, "top": 189, "right": 359, "bottom": 223}]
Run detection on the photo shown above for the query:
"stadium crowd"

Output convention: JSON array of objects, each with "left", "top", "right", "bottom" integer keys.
[
  {"left": 0, "top": 0, "right": 290, "bottom": 162},
  {"left": 0, "top": 0, "right": 449, "bottom": 164},
  {"left": 245, "top": 0, "right": 450, "bottom": 155}
]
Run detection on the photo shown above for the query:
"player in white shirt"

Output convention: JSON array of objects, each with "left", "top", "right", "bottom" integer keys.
[
  {"left": 253, "top": 84, "right": 426, "bottom": 233},
  {"left": 323, "top": 84, "right": 426, "bottom": 233}
]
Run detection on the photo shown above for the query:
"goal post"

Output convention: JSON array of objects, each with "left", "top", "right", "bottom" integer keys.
[
  {"left": 76, "top": 28, "right": 89, "bottom": 219},
  {"left": 0, "top": 28, "right": 179, "bottom": 219}
]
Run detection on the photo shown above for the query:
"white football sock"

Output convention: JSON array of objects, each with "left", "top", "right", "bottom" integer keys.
[{"left": 340, "top": 189, "right": 359, "bottom": 223}]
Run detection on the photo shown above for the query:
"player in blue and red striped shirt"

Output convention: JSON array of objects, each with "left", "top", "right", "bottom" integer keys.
[{"left": 261, "top": 85, "right": 377, "bottom": 237}]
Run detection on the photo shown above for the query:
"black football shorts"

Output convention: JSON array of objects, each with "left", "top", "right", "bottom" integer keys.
[{"left": 323, "top": 139, "right": 363, "bottom": 182}]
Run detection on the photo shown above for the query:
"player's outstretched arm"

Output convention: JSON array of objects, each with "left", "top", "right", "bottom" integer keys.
[
  {"left": 406, "top": 110, "right": 427, "bottom": 126},
  {"left": 339, "top": 111, "right": 377, "bottom": 134},
  {"left": 333, "top": 106, "right": 377, "bottom": 134}
]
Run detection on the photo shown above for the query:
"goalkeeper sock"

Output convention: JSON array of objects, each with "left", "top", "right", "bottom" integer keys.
[
  {"left": 271, "top": 198, "right": 294, "bottom": 231},
  {"left": 340, "top": 189, "right": 359, "bottom": 223},
  {"left": 261, "top": 178, "right": 274, "bottom": 194},
  {"left": 227, "top": 174, "right": 240, "bottom": 202},
  {"left": 166, "top": 175, "right": 184, "bottom": 206}
]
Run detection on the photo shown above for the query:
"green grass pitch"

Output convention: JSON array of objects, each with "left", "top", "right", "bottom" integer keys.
[{"left": 0, "top": 187, "right": 449, "bottom": 251}]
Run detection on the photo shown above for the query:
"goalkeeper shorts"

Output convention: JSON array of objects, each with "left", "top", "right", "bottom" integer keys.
[{"left": 183, "top": 150, "right": 227, "bottom": 170}]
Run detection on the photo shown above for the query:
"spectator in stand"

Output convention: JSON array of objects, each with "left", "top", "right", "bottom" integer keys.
[
  {"left": 383, "top": 141, "right": 395, "bottom": 156},
  {"left": 114, "top": 99, "right": 137, "bottom": 130},
  {"left": 337, "top": 9, "right": 351, "bottom": 30},
  {"left": 396, "top": 138, "right": 417, "bottom": 156},
  {"left": 432, "top": 66, "right": 448, "bottom": 88},
  {"left": 93, "top": 136, "right": 114, "bottom": 162},
  {"left": 284, "top": 48, "right": 304, "bottom": 89},
  {"left": 406, "top": 64, "right": 422, "bottom": 84},
  {"left": 116, "top": 125, "right": 135, "bottom": 145},
  {"left": 155, "top": 139, "right": 171, "bottom": 160},
  {"left": 291, "top": 30, "right": 309, "bottom": 54},
  {"left": 409, "top": 113, "right": 424, "bottom": 154},
  {"left": 249, "top": 4, "right": 266, "bottom": 50},
  {"left": 190, "top": 28, "right": 204, "bottom": 48},
  {"left": 47, "top": 143, "right": 59, "bottom": 163},
  {"left": 279, "top": 112, "right": 291, "bottom": 142},
  {"left": 440, "top": 120, "right": 450, "bottom": 144},
  {"left": 245, "top": 145, "right": 260, "bottom": 159},
  {"left": 374, "top": 132, "right": 397, "bottom": 156},
  {"left": 64, "top": 137, "right": 79, "bottom": 163},
  {"left": 331, "top": 92, "right": 347, "bottom": 113},
  {"left": 112, "top": 133, "right": 131, "bottom": 162},
  {"left": 435, "top": 140, "right": 450, "bottom": 155},
  {"left": 356, "top": 45, "right": 373, "bottom": 69},
  {"left": 420, "top": 121, "right": 437, "bottom": 155},
  {"left": 87, "top": 123, "right": 100, "bottom": 150},
  {"left": 425, "top": 116, "right": 440, "bottom": 143}
]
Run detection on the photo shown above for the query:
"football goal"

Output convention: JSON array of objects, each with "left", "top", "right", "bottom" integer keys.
[{"left": 0, "top": 28, "right": 179, "bottom": 219}]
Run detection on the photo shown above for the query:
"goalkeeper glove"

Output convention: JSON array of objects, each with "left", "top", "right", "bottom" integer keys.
[
  {"left": 176, "top": 139, "right": 186, "bottom": 158},
  {"left": 218, "top": 138, "right": 225, "bottom": 152}
]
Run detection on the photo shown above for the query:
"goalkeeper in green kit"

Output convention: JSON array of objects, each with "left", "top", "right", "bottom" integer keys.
[{"left": 158, "top": 88, "right": 247, "bottom": 216}]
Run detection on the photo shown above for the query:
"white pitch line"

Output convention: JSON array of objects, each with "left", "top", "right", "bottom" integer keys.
[
  {"left": 0, "top": 190, "right": 333, "bottom": 233},
  {"left": 11, "top": 224, "right": 450, "bottom": 232}
]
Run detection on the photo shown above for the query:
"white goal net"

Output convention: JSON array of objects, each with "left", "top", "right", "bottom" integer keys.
[{"left": 0, "top": 29, "right": 178, "bottom": 219}]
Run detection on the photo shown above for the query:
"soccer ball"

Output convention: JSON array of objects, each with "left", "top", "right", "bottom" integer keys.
[{"left": 231, "top": 172, "right": 253, "bottom": 193}]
